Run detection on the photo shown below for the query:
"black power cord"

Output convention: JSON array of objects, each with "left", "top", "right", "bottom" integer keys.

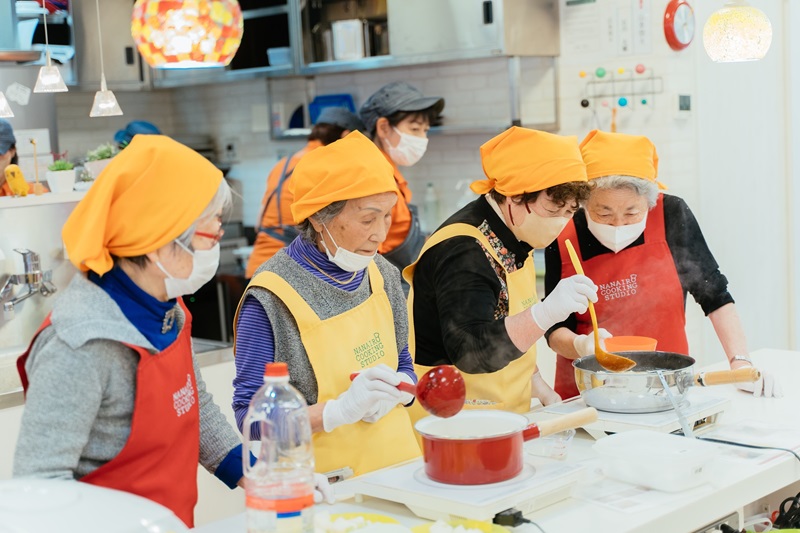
[
  {"left": 697, "top": 437, "right": 800, "bottom": 464},
  {"left": 493, "top": 508, "right": 547, "bottom": 533}
]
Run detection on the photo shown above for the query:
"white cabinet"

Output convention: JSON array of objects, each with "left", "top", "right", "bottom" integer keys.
[{"left": 388, "top": 0, "right": 559, "bottom": 58}]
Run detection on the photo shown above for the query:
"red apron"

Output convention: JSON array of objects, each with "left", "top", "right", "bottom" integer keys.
[
  {"left": 17, "top": 302, "right": 201, "bottom": 527},
  {"left": 553, "top": 196, "right": 689, "bottom": 399}
]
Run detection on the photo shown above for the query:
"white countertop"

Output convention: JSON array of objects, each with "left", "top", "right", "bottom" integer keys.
[{"left": 194, "top": 349, "right": 800, "bottom": 533}]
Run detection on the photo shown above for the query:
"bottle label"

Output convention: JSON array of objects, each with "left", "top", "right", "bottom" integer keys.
[{"left": 247, "top": 494, "right": 314, "bottom": 533}]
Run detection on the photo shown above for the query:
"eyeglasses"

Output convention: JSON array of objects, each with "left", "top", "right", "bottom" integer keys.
[
  {"left": 194, "top": 215, "right": 224, "bottom": 244},
  {"left": 194, "top": 229, "right": 224, "bottom": 243}
]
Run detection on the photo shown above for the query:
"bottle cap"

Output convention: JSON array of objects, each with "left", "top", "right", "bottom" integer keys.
[{"left": 264, "top": 362, "right": 289, "bottom": 377}]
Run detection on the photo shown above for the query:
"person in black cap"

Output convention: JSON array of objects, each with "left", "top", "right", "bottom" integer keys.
[
  {"left": 245, "top": 107, "right": 367, "bottom": 278},
  {"left": 359, "top": 82, "right": 444, "bottom": 274}
]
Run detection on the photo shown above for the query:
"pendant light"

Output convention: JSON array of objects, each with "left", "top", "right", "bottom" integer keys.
[
  {"left": 703, "top": 0, "right": 773, "bottom": 62},
  {"left": 89, "top": 0, "right": 122, "bottom": 117},
  {"left": 131, "top": 0, "right": 244, "bottom": 69},
  {"left": 33, "top": 11, "right": 68, "bottom": 93},
  {"left": 0, "top": 92, "right": 13, "bottom": 118}
]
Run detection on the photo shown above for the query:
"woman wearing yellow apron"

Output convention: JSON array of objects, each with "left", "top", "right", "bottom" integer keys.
[
  {"left": 233, "top": 131, "right": 420, "bottom": 478},
  {"left": 405, "top": 127, "right": 597, "bottom": 424}
]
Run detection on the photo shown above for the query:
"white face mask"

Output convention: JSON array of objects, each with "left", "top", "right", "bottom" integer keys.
[
  {"left": 586, "top": 212, "right": 648, "bottom": 253},
  {"left": 156, "top": 242, "right": 220, "bottom": 299},
  {"left": 507, "top": 202, "right": 570, "bottom": 249},
  {"left": 384, "top": 127, "right": 428, "bottom": 167},
  {"left": 320, "top": 224, "right": 375, "bottom": 272}
]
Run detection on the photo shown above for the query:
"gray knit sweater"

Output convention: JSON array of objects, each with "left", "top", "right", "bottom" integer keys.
[
  {"left": 13, "top": 275, "right": 241, "bottom": 480},
  {"left": 248, "top": 250, "right": 409, "bottom": 404}
]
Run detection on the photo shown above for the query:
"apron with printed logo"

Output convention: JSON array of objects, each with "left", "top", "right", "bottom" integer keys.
[
  {"left": 404, "top": 223, "right": 538, "bottom": 430},
  {"left": 553, "top": 196, "right": 689, "bottom": 399},
  {"left": 239, "top": 261, "right": 420, "bottom": 476},
  {"left": 17, "top": 302, "right": 200, "bottom": 527}
]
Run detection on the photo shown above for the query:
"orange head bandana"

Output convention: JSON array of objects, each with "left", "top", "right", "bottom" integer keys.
[
  {"left": 290, "top": 130, "right": 399, "bottom": 224},
  {"left": 62, "top": 135, "right": 222, "bottom": 275},
  {"left": 471, "top": 127, "right": 588, "bottom": 196},
  {"left": 580, "top": 129, "right": 667, "bottom": 189}
]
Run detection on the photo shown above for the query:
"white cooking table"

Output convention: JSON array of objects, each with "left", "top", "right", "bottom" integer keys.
[{"left": 193, "top": 348, "right": 800, "bottom": 533}]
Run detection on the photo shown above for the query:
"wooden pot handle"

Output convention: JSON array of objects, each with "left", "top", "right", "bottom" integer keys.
[
  {"left": 523, "top": 407, "right": 598, "bottom": 441},
  {"left": 693, "top": 367, "right": 761, "bottom": 386}
]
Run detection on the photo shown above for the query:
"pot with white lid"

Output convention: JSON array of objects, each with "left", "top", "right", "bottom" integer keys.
[{"left": 414, "top": 407, "right": 598, "bottom": 485}]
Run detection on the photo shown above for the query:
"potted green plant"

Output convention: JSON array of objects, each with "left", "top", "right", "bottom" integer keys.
[
  {"left": 45, "top": 159, "right": 76, "bottom": 193},
  {"left": 84, "top": 142, "right": 118, "bottom": 179}
]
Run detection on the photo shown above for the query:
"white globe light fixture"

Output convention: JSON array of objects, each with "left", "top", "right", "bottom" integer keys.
[{"left": 703, "top": 0, "right": 772, "bottom": 63}]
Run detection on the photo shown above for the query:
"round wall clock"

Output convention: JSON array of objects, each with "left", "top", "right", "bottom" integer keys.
[{"left": 664, "top": 0, "right": 695, "bottom": 51}]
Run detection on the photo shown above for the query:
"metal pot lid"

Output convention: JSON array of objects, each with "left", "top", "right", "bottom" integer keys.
[{"left": 415, "top": 410, "right": 528, "bottom": 440}]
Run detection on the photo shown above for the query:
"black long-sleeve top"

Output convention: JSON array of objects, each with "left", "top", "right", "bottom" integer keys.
[
  {"left": 544, "top": 193, "right": 734, "bottom": 340},
  {"left": 411, "top": 197, "right": 532, "bottom": 373}
]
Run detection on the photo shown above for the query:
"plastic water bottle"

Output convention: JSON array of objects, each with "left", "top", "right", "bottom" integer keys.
[
  {"left": 243, "top": 362, "right": 315, "bottom": 533},
  {"left": 423, "top": 182, "right": 440, "bottom": 234}
]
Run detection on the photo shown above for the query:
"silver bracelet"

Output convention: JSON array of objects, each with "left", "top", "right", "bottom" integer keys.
[{"left": 731, "top": 355, "right": 753, "bottom": 365}]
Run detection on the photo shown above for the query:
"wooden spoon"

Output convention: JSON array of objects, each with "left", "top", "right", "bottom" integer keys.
[{"left": 564, "top": 239, "right": 637, "bottom": 372}]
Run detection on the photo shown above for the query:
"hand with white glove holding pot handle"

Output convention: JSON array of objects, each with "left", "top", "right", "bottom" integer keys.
[
  {"left": 322, "top": 364, "right": 403, "bottom": 432},
  {"left": 531, "top": 275, "right": 599, "bottom": 331},
  {"left": 730, "top": 356, "right": 783, "bottom": 398}
]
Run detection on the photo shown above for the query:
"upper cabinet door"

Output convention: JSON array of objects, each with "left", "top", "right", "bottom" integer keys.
[{"left": 73, "top": 0, "right": 150, "bottom": 91}]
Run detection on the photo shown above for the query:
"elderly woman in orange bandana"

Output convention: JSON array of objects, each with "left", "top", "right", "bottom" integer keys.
[
  {"left": 13, "top": 136, "right": 247, "bottom": 527},
  {"left": 233, "top": 131, "right": 420, "bottom": 478},
  {"left": 406, "top": 127, "right": 596, "bottom": 417},
  {"left": 545, "top": 130, "right": 782, "bottom": 399}
]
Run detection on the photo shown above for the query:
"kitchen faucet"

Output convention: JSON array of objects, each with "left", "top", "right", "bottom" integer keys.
[{"left": 0, "top": 249, "right": 57, "bottom": 320}]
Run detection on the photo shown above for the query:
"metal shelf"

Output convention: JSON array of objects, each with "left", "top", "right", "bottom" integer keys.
[
  {"left": 152, "top": 64, "right": 294, "bottom": 89},
  {"left": 298, "top": 49, "right": 507, "bottom": 76}
]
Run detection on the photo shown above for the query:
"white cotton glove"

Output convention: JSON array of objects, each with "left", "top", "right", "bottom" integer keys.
[
  {"left": 362, "top": 372, "right": 414, "bottom": 423},
  {"left": 313, "top": 473, "right": 335, "bottom": 504},
  {"left": 322, "top": 364, "right": 403, "bottom": 432},
  {"left": 573, "top": 329, "right": 613, "bottom": 357},
  {"left": 531, "top": 275, "right": 599, "bottom": 331},
  {"left": 531, "top": 371, "right": 561, "bottom": 407},
  {"left": 732, "top": 360, "right": 784, "bottom": 398}
]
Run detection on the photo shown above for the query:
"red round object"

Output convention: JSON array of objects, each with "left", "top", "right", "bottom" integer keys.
[
  {"left": 416, "top": 365, "right": 466, "bottom": 418},
  {"left": 663, "top": 0, "right": 695, "bottom": 51},
  {"left": 415, "top": 411, "right": 531, "bottom": 485}
]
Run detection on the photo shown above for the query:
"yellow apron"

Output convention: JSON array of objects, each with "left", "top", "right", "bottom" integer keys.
[
  {"left": 404, "top": 223, "right": 537, "bottom": 426},
  {"left": 236, "top": 262, "right": 420, "bottom": 476}
]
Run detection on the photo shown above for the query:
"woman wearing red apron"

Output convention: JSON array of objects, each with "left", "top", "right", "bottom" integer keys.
[
  {"left": 12, "top": 135, "right": 245, "bottom": 527},
  {"left": 545, "top": 130, "right": 781, "bottom": 399}
]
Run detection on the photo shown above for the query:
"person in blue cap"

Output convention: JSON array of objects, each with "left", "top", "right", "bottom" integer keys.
[
  {"left": 114, "top": 120, "right": 162, "bottom": 149},
  {"left": 245, "top": 107, "right": 367, "bottom": 278}
]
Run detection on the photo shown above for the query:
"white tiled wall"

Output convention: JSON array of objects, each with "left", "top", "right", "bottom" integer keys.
[{"left": 55, "top": 90, "right": 177, "bottom": 159}]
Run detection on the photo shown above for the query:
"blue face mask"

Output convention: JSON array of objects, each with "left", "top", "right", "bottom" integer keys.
[{"left": 319, "top": 224, "right": 375, "bottom": 272}]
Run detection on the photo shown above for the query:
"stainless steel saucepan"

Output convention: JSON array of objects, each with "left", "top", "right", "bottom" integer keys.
[{"left": 573, "top": 351, "right": 761, "bottom": 413}]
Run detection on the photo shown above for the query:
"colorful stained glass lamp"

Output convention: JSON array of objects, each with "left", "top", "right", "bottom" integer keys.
[{"left": 131, "top": 0, "right": 244, "bottom": 69}]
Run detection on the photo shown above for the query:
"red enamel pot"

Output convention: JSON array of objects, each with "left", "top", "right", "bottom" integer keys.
[{"left": 414, "top": 407, "right": 598, "bottom": 485}]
